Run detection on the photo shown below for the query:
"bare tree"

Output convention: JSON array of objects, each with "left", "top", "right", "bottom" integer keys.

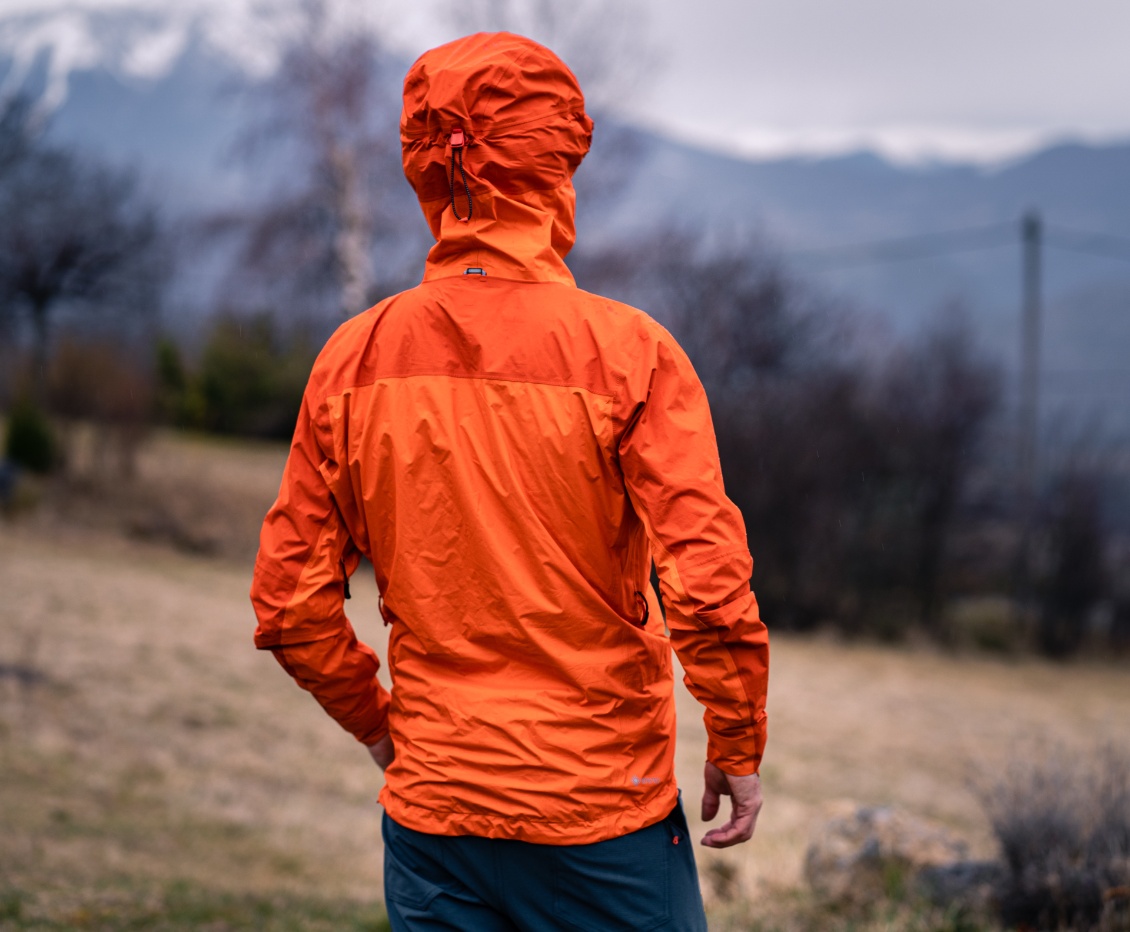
[
  {"left": 0, "top": 93, "right": 40, "bottom": 387},
  {"left": 1036, "top": 470, "right": 1107, "bottom": 658},
  {"left": 1028, "top": 422, "right": 1114, "bottom": 658},
  {"left": 0, "top": 94, "right": 39, "bottom": 179},
  {"left": 221, "top": 0, "right": 406, "bottom": 320},
  {"left": 862, "top": 311, "right": 1002, "bottom": 635},
  {"left": 0, "top": 128, "right": 164, "bottom": 403}
]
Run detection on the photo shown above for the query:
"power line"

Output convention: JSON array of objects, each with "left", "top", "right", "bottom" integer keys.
[
  {"left": 1042, "top": 368, "right": 1130, "bottom": 377},
  {"left": 785, "top": 221, "right": 1130, "bottom": 268},
  {"left": 786, "top": 222, "right": 1015, "bottom": 267},
  {"left": 1045, "top": 226, "right": 1130, "bottom": 264}
]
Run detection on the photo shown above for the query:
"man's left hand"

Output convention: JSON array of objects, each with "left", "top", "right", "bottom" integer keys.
[{"left": 700, "top": 762, "right": 762, "bottom": 848}]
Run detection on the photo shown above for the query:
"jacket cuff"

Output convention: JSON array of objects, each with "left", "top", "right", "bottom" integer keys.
[
  {"left": 706, "top": 714, "right": 767, "bottom": 775},
  {"left": 356, "top": 720, "right": 390, "bottom": 747},
  {"left": 707, "top": 745, "right": 762, "bottom": 776}
]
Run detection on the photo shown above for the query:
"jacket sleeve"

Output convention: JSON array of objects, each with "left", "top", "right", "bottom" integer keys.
[
  {"left": 249, "top": 386, "right": 390, "bottom": 746},
  {"left": 619, "top": 337, "right": 768, "bottom": 776}
]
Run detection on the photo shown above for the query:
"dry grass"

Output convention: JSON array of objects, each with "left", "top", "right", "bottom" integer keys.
[
  {"left": 2, "top": 429, "right": 1130, "bottom": 929},
  {"left": 27, "top": 426, "right": 289, "bottom": 558}
]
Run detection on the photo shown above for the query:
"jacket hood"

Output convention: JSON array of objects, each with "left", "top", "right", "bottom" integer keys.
[{"left": 401, "top": 32, "right": 593, "bottom": 284}]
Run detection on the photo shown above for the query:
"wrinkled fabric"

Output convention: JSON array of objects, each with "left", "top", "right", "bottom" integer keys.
[{"left": 250, "top": 32, "right": 768, "bottom": 845}]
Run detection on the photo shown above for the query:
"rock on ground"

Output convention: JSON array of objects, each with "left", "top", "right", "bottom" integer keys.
[{"left": 804, "top": 803, "right": 970, "bottom": 906}]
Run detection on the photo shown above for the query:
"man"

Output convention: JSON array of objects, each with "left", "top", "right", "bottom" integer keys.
[{"left": 250, "top": 31, "right": 768, "bottom": 931}]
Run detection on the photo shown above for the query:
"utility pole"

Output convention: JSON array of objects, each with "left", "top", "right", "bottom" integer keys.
[{"left": 1015, "top": 210, "right": 1042, "bottom": 623}]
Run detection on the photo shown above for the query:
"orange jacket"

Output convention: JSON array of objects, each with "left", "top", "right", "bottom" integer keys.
[{"left": 250, "top": 32, "right": 768, "bottom": 845}]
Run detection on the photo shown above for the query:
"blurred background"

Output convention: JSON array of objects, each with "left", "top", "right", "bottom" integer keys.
[{"left": 1, "top": 1, "right": 1129, "bottom": 930}]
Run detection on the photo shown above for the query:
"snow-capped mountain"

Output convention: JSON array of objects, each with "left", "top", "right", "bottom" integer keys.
[{"left": 0, "top": 2, "right": 276, "bottom": 105}]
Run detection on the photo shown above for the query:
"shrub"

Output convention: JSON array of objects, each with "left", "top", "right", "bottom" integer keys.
[
  {"left": 155, "top": 338, "right": 194, "bottom": 425},
  {"left": 4, "top": 399, "right": 56, "bottom": 473},
  {"left": 980, "top": 747, "right": 1130, "bottom": 931},
  {"left": 47, "top": 336, "right": 154, "bottom": 478},
  {"left": 1036, "top": 470, "right": 1108, "bottom": 659},
  {"left": 195, "top": 313, "right": 316, "bottom": 439},
  {"left": 949, "top": 597, "right": 1022, "bottom": 654}
]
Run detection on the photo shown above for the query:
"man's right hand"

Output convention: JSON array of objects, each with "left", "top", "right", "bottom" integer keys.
[
  {"left": 700, "top": 762, "right": 762, "bottom": 848},
  {"left": 367, "top": 732, "right": 395, "bottom": 771}
]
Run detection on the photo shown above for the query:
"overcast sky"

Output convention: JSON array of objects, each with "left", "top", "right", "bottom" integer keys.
[
  {"left": 638, "top": 0, "right": 1130, "bottom": 163},
  {"left": 3, "top": 0, "right": 1130, "bottom": 164},
  {"left": 392, "top": 0, "right": 1130, "bottom": 164}
]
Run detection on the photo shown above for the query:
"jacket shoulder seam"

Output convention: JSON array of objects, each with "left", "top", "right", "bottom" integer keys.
[{"left": 319, "top": 371, "right": 617, "bottom": 401}]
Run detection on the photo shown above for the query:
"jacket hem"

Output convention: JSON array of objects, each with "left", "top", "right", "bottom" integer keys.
[{"left": 378, "top": 785, "right": 680, "bottom": 846}]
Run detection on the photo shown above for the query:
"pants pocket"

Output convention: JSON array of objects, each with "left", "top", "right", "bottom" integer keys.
[{"left": 382, "top": 813, "right": 446, "bottom": 911}]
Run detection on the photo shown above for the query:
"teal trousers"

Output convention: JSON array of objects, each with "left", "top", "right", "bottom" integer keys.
[{"left": 382, "top": 794, "right": 708, "bottom": 931}]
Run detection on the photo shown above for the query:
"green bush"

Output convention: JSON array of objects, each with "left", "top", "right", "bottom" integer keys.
[
  {"left": 153, "top": 317, "right": 318, "bottom": 440},
  {"left": 4, "top": 399, "right": 56, "bottom": 473}
]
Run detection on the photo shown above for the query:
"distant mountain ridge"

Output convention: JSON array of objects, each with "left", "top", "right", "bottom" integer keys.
[
  {"left": 608, "top": 128, "right": 1130, "bottom": 318},
  {"left": 3, "top": 4, "right": 1130, "bottom": 432}
]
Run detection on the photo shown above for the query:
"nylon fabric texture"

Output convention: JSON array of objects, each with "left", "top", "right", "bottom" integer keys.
[{"left": 250, "top": 31, "right": 769, "bottom": 846}]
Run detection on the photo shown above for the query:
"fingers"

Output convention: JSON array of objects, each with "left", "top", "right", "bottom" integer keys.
[
  {"left": 701, "top": 760, "right": 728, "bottom": 821},
  {"left": 701, "top": 783, "right": 721, "bottom": 822},
  {"left": 701, "top": 810, "right": 756, "bottom": 848}
]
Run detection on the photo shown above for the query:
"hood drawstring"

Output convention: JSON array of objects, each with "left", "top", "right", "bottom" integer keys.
[{"left": 448, "top": 127, "right": 473, "bottom": 223}]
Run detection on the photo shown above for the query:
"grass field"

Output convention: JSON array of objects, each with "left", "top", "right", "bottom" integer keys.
[{"left": 2, "top": 431, "right": 1129, "bottom": 930}]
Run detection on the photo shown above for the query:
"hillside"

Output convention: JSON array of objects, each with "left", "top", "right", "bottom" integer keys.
[{"left": 2, "top": 432, "right": 1129, "bottom": 928}]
